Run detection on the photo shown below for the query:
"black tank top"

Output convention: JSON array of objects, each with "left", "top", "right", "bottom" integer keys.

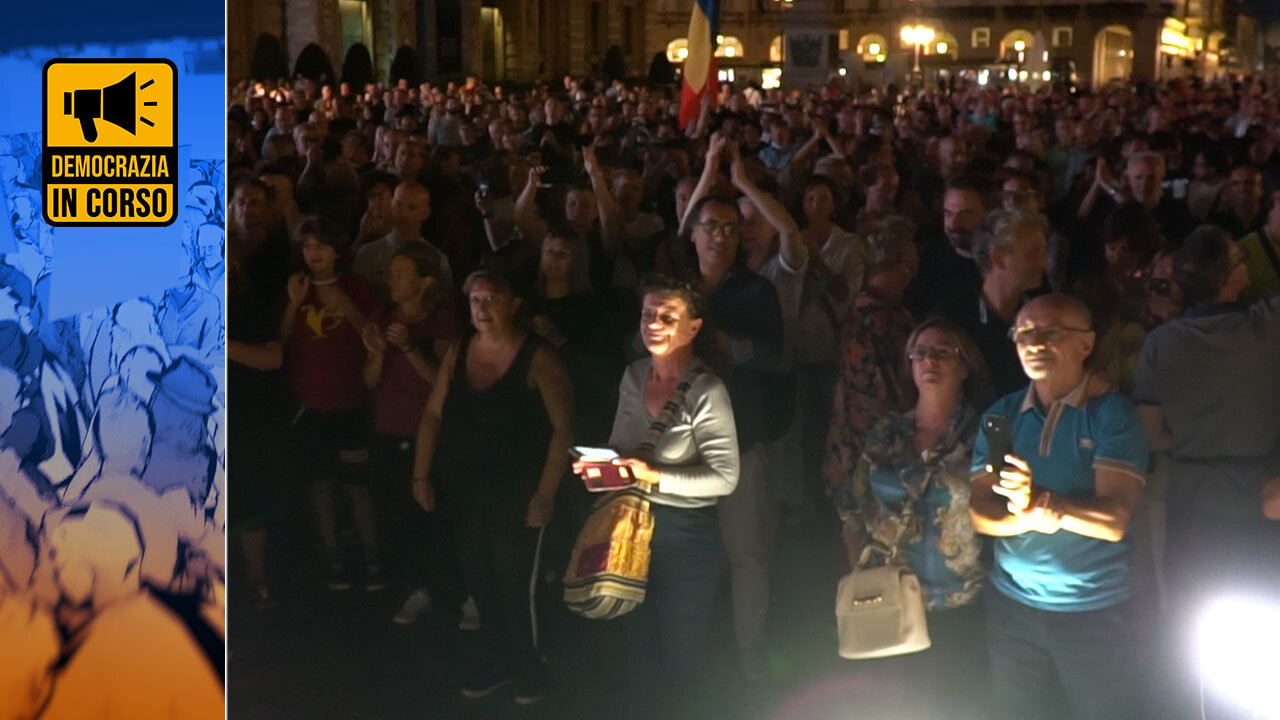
[{"left": 435, "top": 334, "right": 552, "bottom": 523}]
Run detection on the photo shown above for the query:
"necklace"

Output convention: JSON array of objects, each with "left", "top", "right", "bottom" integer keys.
[{"left": 310, "top": 277, "right": 338, "bottom": 286}]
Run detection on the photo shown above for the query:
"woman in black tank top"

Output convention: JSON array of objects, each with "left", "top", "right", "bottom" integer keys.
[{"left": 411, "top": 270, "right": 574, "bottom": 704}]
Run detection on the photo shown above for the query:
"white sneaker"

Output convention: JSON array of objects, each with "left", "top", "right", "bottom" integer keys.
[
  {"left": 458, "top": 595, "right": 481, "bottom": 630},
  {"left": 392, "top": 588, "right": 432, "bottom": 625}
]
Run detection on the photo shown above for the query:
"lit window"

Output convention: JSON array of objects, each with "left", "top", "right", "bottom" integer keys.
[
  {"left": 769, "top": 36, "right": 784, "bottom": 63},
  {"left": 1053, "top": 27, "right": 1073, "bottom": 48},
  {"left": 666, "top": 38, "right": 688, "bottom": 63},
  {"left": 714, "top": 36, "right": 744, "bottom": 59}
]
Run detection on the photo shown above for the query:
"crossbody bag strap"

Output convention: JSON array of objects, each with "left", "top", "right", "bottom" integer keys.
[{"left": 634, "top": 361, "right": 706, "bottom": 465}]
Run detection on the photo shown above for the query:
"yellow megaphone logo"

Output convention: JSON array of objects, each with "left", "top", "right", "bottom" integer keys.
[{"left": 62, "top": 71, "right": 164, "bottom": 143}]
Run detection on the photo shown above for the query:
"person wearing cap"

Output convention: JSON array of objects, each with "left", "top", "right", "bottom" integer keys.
[{"left": 137, "top": 356, "right": 218, "bottom": 508}]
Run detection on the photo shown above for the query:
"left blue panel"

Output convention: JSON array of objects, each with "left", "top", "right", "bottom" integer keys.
[{"left": 0, "top": 2, "right": 226, "bottom": 718}]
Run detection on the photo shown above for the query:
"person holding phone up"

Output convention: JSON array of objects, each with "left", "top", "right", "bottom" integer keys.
[{"left": 969, "top": 293, "right": 1149, "bottom": 720}]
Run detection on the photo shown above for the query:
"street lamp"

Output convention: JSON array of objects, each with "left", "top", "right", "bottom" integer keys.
[{"left": 900, "top": 24, "right": 935, "bottom": 74}]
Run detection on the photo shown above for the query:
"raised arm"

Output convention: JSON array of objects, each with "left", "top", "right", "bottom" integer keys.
[
  {"left": 791, "top": 122, "right": 831, "bottom": 166},
  {"left": 680, "top": 132, "right": 729, "bottom": 232},
  {"left": 584, "top": 146, "right": 623, "bottom": 256},
  {"left": 729, "top": 144, "right": 807, "bottom": 271},
  {"left": 513, "top": 165, "right": 550, "bottom": 243}
]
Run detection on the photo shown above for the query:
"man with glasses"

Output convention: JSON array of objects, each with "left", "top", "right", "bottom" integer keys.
[
  {"left": 969, "top": 293, "right": 1149, "bottom": 720},
  {"left": 1132, "top": 225, "right": 1280, "bottom": 718},
  {"left": 684, "top": 193, "right": 785, "bottom": 680}
]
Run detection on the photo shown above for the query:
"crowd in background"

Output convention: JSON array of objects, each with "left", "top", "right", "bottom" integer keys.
[{"left": 225, "top": 70, "right": 1280, "bottom": 719}]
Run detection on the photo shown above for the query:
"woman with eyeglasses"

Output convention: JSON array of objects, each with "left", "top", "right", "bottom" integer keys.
[{"left": 834, "top": 316, "right": 993, "bottom": 720}]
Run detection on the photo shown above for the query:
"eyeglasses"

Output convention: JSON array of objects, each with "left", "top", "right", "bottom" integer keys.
[
  {"left": 1008, "top": 325, "right": 1092, "bottom": 346},
  {"left": 907, "top": 346, "right": 961, "bottom": 363},
  {"left": 696, "top": 221, "right": 740, "bottom": 237}
]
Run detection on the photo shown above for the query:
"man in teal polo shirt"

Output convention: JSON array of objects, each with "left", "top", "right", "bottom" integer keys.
[{"left": 970, "top": 293, "right": 1149, "bottom": 720}]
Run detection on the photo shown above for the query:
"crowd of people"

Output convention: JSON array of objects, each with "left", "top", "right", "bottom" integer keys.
[{"left": 226, "top": 70, "right": 1280, "bottom": 719}]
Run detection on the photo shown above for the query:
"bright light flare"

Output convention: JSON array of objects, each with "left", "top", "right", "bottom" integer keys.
[{"left": 1198, "top": 597, "right": 1280, "bottom": 718}]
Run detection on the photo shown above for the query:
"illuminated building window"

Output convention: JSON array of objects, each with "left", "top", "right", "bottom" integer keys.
[
  {"left": 714, "top": 36, "right": 745, "bottom": 59},
  {"left": 666, "top": 38, "right": 688, "bottom": 62}
]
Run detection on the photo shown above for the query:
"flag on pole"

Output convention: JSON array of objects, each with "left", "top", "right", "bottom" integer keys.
[{"left": 679, "top": 0, "right": 719, "bottom": 129}]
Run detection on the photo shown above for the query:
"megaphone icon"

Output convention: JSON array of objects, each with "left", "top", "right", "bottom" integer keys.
[{"left": 63, "top": 72, "right": 138, "bottom": 143}]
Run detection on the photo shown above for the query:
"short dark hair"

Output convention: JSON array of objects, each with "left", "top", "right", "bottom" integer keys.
[
  {"left": 293, "top": 215, "right": 353, "bottom": 272},
  {"left": 1173, "top": 224, "right": 1233, "bottom": 305},
  {"left": 687, "top": 195, "right": 742, "bottom": 225},
  {"left": 362, "top": 170, "right": 399, "bottom": 197},
  {"left": 638, "top": 274, "right": 705, "bottom": 319},
  {"left": 945, "top": 173, "right": 993, "bottom": 208}
]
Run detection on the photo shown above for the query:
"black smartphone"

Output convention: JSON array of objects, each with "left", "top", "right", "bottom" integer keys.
[{"left": 984, "top": 414, "right": 1013, "bottom": 475}]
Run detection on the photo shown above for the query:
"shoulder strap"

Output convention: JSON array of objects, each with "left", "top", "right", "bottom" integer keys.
[
  {"left": 1258, "top": 229, "right": 1280, "bottom": 281},
  {"left": 635, "top": 361, "right": 706, "bottom": 464}
]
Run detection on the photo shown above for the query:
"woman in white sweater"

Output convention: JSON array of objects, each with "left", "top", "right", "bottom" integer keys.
[{"left": 575, "top": 275, "right": 739, "bottom": 719}]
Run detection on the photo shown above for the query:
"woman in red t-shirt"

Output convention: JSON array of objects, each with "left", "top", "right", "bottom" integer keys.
[
  {"left": 361, "top": 244, "right": 460, "bottom": 624},
  {"left": 281, "top": 215, "right": 382, "bottom": 591}
]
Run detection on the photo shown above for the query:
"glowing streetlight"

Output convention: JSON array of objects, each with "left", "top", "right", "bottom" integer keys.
[
  {"left": 900, "top": 24, "right": 935, "bottom": 74},
  {"left": 868, "top": 42, "right": 881, "bottom": 55},
  {"left": 677, "top": 47, "right": 688, "bottom": 60},
  {"left": 725, "top": 46, "right": 736, "bottom": 57},
  {"left": 1013, "top": 39, "right": 1026, "bottom": 52},
  {"left": 936, "top": 41, "right": 948, "bottom": 54}
]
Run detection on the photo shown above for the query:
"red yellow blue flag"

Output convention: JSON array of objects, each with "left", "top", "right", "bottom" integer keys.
[{"left": 679, "top": 0, "right": 719, "bottom": 129}]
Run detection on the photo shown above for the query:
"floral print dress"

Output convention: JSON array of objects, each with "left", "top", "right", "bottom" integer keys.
[
  {"left": 838, "top": 405, "right": 986, "bottom": 610},
  {"left": 824, "top": 288, "right": 915, "bottom": 499}
]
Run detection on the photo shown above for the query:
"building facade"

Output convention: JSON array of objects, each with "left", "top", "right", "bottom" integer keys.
[{"left": 228, "top": 0, "right": 1257, "bottom": 88}]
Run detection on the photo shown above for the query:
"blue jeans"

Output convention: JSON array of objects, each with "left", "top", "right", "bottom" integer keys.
[
  {"left": 985, "top": 587, "right": 1140, "bottom": 720},
  {"left": 625, "top": 503, "right": 724, "bottom": 720}
]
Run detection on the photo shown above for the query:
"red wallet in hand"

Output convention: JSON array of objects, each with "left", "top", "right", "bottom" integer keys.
[{"left": 579, "top": 462, "right": 637, "bottom": 492}]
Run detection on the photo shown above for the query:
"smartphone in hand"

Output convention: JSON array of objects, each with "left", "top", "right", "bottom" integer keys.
[{"left": 983, "top": 414, "right": 1013, "bottom": 475}]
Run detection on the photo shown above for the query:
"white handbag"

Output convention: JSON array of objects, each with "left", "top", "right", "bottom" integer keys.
[
  {"left": 836, "top": 560, "right": 931, "bottom": 659},
  {"left": 835, "top": 472, "right": 932, "bottom": 660}
]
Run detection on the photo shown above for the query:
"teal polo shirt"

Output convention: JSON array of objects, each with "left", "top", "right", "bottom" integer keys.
[{"left": 972, "top": 379, "right": 1149, "bottom": 612}]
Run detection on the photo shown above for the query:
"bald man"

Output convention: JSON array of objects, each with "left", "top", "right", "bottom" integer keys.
[
  {"left": 353, "top": 183, "right": 453, "bottom": 301},
  {"left": 969, "top": 293, "right": 1149, "bottom": 720}
]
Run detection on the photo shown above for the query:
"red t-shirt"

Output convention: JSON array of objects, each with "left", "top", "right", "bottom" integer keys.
[
  {"left": 369, "top": 303, "right": 461, "bottom": 438},
  {"left": 285, "top": 273, "right": 379, "bottom": 412}
]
